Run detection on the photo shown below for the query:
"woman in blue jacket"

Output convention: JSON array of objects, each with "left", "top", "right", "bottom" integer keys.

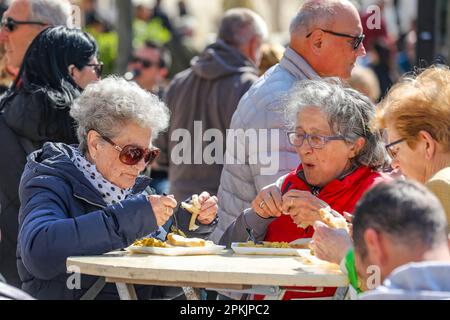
[{"left": 17, "top": 76, "right": 218, "bottom": 300}]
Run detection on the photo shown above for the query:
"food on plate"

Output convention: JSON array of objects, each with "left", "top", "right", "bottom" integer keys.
[
  {"left": 166, "top": 233, "right": 207, "bottom": 247},
  {"left": 131, "top": 233, "right": 210, "bottom": 248},
  {"left": 237, "top": 241, "right": 308, "bottom": 249},
  {"left": 181, "top": 194, "right": 201, "bottom": 231},
  {"left": 289, "top": 242, "right": 311, "bottom": 249},
  {"left": 132, "top": 237, "right": 167, "bottom": 247}
]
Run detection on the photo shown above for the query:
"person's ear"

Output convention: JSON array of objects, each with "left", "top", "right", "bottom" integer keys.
[
  {"left": 447, "top": 233, "right": 450, "bottom": 248},
  {"left": 241, "top": 35, "right": 262, "bottom": 66},
  {"left": 68, "top": 64, "right": 76, "bottom": 78},
  {"left": 418, "top": 130, "right": 437, "bottom": 160},
  {"left": 159, "top": 67, "right": 168, "bottom": 80},
  {"left": 349, "top": 137, "right": 366, "bottom": 158},
  {"left": 309, "top": 30, "right": 324, "bottom": 54},
  {"left": 364, "top": 228, "right": 385, "bottom": 269},
  {"left": 86, "top": 130, "right": 103, "bottom": 161}
]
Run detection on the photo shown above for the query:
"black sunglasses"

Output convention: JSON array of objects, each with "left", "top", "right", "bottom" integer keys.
[
  {"left": 130, "top": 56, "right": 162, "bottom": 69},
  {"left": 306, "top": 28, "right": 365, "bottom": 50},
  {"left": 100, "top": 134, "right": 160, "bottom": 166},
  {"left": 86, "top": 62, "right": 104, "bottom": 78},
  {"left": 0, "top": 16, "right": 47, "bottom": 32}
]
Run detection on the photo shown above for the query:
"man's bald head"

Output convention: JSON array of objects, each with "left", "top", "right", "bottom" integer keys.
[
  {"left": 288, "top": 0, "right": 365, "bottom": 79},
  {"left": 290, "top": 0, "right": 359, "bottom": 40}
]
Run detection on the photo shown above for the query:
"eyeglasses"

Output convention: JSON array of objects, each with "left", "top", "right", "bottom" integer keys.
[
  {"left": 86, "top": 62, "right": 103, "bottom": 78},
  {"left": 100, "top": 135, "right": 160, "bottom": 166},
  {"left": 287, "top": 132, "right": 346, "bottom": 149},
  {"left": 0, "top": 16, "right": 47, "bottom": 32},
  {"left": 306, "top": 28, "right": 365, "bottom": 50},
  {"left": 385, "top": 138, "right": 405, "bottom": 159},
  {"left": 130, "top": 56, "right": 160, "bottom": 69}
]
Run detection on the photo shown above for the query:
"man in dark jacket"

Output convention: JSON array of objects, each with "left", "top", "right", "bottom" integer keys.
[{"left": 157, "top": 8, "right": 267, "bottom": 202}]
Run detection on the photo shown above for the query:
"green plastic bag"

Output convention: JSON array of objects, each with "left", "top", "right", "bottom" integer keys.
[{"left": 345, "top": 248, "right": 363, "bottom": 294}]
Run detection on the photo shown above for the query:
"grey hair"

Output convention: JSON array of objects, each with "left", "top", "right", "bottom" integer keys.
[
  {"left": 289, "top": 0, "right": 350, "bottom": 38},
  {"left": 28, "top": 0, "right": 72, "bottom": 27},
  {"left": 218, "top": 8, "right": 268, "bottom": 47},
  {"left": 70, "top": 76, "right": 170, "bottom": 155},
  {"left": 284, "top": 78, "right": 388, "bottom": 170}
]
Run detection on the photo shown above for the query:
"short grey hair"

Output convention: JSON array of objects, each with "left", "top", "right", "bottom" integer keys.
[
  {"left": 70, "top": 76, "right": 170, "bottom": 155},
  {"left": 28, "top": 0, "right": 72, "bottom": 27},
  {"left": 218, "top": 8, "right": 268, "bottom": 47},
  {"left": 284, "top": 78, "right": 388, "bottom": 170},
  {"left": 289, "top": 0, "right": 350, "bottom": 38}
]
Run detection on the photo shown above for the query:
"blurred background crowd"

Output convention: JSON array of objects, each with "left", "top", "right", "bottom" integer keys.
[
  {"left": 1, "top": 0, "right": 447, "bottom": 102},
  {"left": 0, "top": 0, "right": 449, "bottom": 301}
]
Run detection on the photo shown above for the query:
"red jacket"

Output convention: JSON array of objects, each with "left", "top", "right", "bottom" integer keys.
[{"left": 259, "top": 164, "right": 388, "bottom": 300}]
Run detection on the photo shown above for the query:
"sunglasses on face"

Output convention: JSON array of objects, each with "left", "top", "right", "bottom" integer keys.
[
  {"left": 100, "top": 134, "right": 160, "bottom": 166},
  {"left": 0, "top": 16, "right": 47, "bottom": 32},
  {"left": 306, "top": 28, "right": 365, "bottom": 50},
  {"left": 130, "top": 56, "right": 161, "bottom": 69},
  {"left": 86, "top": 62, "right": 103, "bottom": 78}
]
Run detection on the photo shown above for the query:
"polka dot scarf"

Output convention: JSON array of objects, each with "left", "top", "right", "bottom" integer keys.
[{"left": 69, "top": 146, "right": 132, "bottom": 205}]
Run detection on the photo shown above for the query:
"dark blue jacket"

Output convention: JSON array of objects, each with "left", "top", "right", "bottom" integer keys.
[{"left": 17, "top": 142, "right": 216, "bottom": 299}]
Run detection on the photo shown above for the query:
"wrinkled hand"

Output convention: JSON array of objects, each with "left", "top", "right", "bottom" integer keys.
[
  {"left": 252, "top": 183, "right": 283, "bottom": 218},
  {"left": 310, "top": 221, "right": 353, "bottom": 265},
  {"left": 148, "top": 194, "right": 177, "bottom": 226},
  {"left": 282, "top": 190, "right": 327, "bottom": 227},
  {"left": 197, "top": 191, "right": 218, "bottom": 225}
]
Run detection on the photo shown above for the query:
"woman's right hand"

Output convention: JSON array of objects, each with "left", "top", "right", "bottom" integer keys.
[
  {"left": 147, "top": 194, "right": 177, "bottom": 226},
  {"left": 252, "top": 183, "right": 283, "bottom": 218}
]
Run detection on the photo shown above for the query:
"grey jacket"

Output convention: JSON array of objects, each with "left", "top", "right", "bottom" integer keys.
[
  {"left": 156, "top": 40, "right": 259, "bottom": 202},
  {"left": 219, "top": 208, "right": 274, "bottom": 247},
  {"left": 360, "top": 261, "right": 450, "bottom": 300},
  {"left": 211, "top": 47, "right": 320, "bottom": 243}
]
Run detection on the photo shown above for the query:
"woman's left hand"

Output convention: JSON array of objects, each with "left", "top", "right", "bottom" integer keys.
[
  {"left": 281, "top": 190, "right": 327, "bottom": 226},
  {"left": 197, "top": 191, "right": 218, "bottom": 225},
  {"left": 310, "top": 221, "right": 353, "bottom": 265}
]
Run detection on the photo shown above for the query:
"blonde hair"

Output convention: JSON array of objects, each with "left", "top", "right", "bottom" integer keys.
[
  {"left": 375, "top": 66, "right": 450, "bottom": 151},
  {"left": 259, "top": 42, "right": 285, "bottom": 75},
  {"left": 348, "top": 66, "right": 380, "bottom": 102}
]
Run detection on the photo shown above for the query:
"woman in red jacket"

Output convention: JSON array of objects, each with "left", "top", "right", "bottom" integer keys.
[{"left": 220, "top": 78, "right": 390, "bottom": 299}]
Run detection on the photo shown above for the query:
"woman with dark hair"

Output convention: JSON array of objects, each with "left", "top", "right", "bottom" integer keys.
[
  {"left": 0, "top": 25, "right": 100, "bottom": 148},
  {"left": 0, "top": 26, "right": 100, "bottom": 288}
]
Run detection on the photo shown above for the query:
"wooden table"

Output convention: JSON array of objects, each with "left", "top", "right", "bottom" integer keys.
[{"left": 67, "top": 250, "right": 348, "bottom": 300}]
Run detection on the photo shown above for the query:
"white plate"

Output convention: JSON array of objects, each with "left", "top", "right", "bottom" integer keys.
[
  {"left": 231, "top": 242, "right": 301, "bottom": 256},
  {"left": 126, "top": 244, "right": 226, "bottom": 256}
]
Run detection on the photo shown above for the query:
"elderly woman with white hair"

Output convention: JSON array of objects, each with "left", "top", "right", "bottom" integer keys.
[
  {"left": 220, "top": 78, "right": 390, "bottom": 300},
  {"left": 17, "top": 77, "right": 218, "bottom": 300}
]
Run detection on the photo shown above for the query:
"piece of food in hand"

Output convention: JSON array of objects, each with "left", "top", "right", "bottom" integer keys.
[
  {"left": 181, "top": 194, "right": 201, "bottom": 231},
  {"left": 132, "top": 237, "right": 167, "bottom": 247},
  {"left": 318, "top": 208, "right": 349, "bottom": 232},
  {"left": 166, "top": 232, "right": 206, "bottom": 247}
]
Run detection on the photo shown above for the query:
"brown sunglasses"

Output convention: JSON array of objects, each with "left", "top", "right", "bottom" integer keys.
[{"left": 100, "top": 135, "right": 160, "bottom": 166}]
